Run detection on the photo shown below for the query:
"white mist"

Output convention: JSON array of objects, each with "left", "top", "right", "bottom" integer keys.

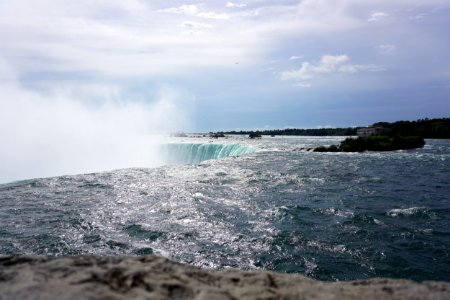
[{"left": 0, "top": 83, "right": 191, "bottom": 183}]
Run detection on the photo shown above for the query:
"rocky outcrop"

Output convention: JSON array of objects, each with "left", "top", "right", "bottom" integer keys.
[
  {"left": 0, "top": 256, "right": 449, "bottom": 300},
  {"left": 314, "top": 136, "right": 425, "bottom": 152}
]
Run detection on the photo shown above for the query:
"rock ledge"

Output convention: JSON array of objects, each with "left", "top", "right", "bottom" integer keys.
[{"left": 0, "top": 256, "right": 449, "bottom": 300}]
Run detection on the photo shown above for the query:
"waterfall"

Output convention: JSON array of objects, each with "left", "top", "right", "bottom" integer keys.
[{"left": 161, "top": 143, "right": 255, "bottom": 164}]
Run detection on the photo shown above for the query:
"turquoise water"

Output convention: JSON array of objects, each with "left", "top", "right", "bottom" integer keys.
[
  {"left": 1, "top": 137, "right": 449, "bottom": 282},
  {"left": 161, "top": 143, "right": 255, "bottom": 164}
]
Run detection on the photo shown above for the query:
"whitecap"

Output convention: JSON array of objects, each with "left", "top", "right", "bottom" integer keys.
[
  {"left": 303, "top": 257, "right": 317, "bottom": 275},
  {"left": 374, "top": 218, "right": 384, "bottom": 225},
  {"left": 193, "top": 192, "right": 205, "bottom": 199},
  {"left": 386, "top": 207, "right": 426, "bottom": 217}
]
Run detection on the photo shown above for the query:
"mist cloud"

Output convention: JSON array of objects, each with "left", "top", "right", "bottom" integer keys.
[{"left": 0, "top": 81, "right": 190, "bottom": 183}]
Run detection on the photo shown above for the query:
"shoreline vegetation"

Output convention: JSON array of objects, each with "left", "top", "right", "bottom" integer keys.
[
  {"left": 314, "top": 135, "right": 426, "bottom": 152},
  {"left": 212, "top": 118, "right": 450, "bottom": 139}
]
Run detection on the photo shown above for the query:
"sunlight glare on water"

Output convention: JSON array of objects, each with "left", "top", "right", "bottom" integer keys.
[{"left": 1, "top": 136, "right": 449, "bottom": 282}]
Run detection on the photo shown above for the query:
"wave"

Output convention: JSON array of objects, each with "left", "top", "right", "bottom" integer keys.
[
  {"left": 386, "top": 207, "right": 434, "bottom": 218},
  {"left": 160, "top": 143, "right": 255, "bottom": 164}
]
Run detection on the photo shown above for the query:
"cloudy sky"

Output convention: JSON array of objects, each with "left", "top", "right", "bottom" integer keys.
[{"left": 1, "top": 0, "right": 450, "bottom": 181}]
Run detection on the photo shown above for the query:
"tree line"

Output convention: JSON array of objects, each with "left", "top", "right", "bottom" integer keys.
[
  {"left": 373, "top": 118, "right": 450, "bottom": 139},
  {"left": 216, "top": 118, "right": 450, "bottom": 139},
  {"left": 217, "top": 127, "right": 357, "bottom": 137}
]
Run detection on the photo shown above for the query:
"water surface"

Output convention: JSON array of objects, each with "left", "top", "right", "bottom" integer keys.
[{"left": 1, "top": 136, "right": 449, "bottom": 281}]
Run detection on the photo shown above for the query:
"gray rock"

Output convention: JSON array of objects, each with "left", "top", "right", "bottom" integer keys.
[{"left": 0, "top": 256, "right": 449, "bottom": 300}]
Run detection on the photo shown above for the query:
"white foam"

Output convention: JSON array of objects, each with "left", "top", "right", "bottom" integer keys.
[{"left": 386, "top": 207, "right": 425, "bottom": 217}]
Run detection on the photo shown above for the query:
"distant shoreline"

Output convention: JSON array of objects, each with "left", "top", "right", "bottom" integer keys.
[{"left": 210, "top": 118, "right": 450, "bottom": 139}]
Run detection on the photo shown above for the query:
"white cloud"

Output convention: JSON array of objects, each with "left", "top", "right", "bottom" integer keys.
[
  {"left": 282, "top": 54, "right": 348, "bottom": 80},
  {"left": 289, "top": 55, "right": 303, "bottom": 60},
  {"left": 159, "top": 4, "right": 229, "bottom": 19},
  {"left": 368, "top": 12, "right": 389, "bottom": 22},
  {"left": 0, "top": 58, "right": 18, "bottom": 81},
  {"left": 181, "top": 21, "right": 213, "bottom": 29},
  {"left": 196, "top": 11, "right": 230, "bottom": 20},
  {"left": 180, "top": 21, "right": 212, "bottom": 35},
  {"left": 378, "top": 44, "right": 397, "bottom": 54},
  {"left": 293, "top": 82, "right": 311, "bottom": 88},
  {"left": 0, "top": 1, "right": 263, "bottom": 79},
  {"left": 321, "top": 54, "right": 350, "bottom": 68},
  {"left": 410, "top": 13, "right": 426, "bottom": 20},
  {"left": 181, "top": 30, "right": 206, "bottom": 36},
  {"left": 281, "top": 54, "right": 382, "bottom": 81},
  {"left": 226, "top": 2, "right": 247, "bottom": 8},
  {"left": 161, "top": 4, "right": 200, "bottom": 15},
  {"left": 3, "top": 0, "right": 443, "bottom": 83}
]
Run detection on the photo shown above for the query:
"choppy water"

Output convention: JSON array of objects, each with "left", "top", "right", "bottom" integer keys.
[{"left": 1, "top": 136, "right": 449, "bottom": 282}]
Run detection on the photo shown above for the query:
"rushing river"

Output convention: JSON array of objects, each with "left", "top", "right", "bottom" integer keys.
[{"left": 1, "top": 136, "right": 449, "bottom": 281}]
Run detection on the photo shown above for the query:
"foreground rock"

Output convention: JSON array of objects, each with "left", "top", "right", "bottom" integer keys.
[{"left": 1, "top": 256, "right": 449, "bottom": 300}]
